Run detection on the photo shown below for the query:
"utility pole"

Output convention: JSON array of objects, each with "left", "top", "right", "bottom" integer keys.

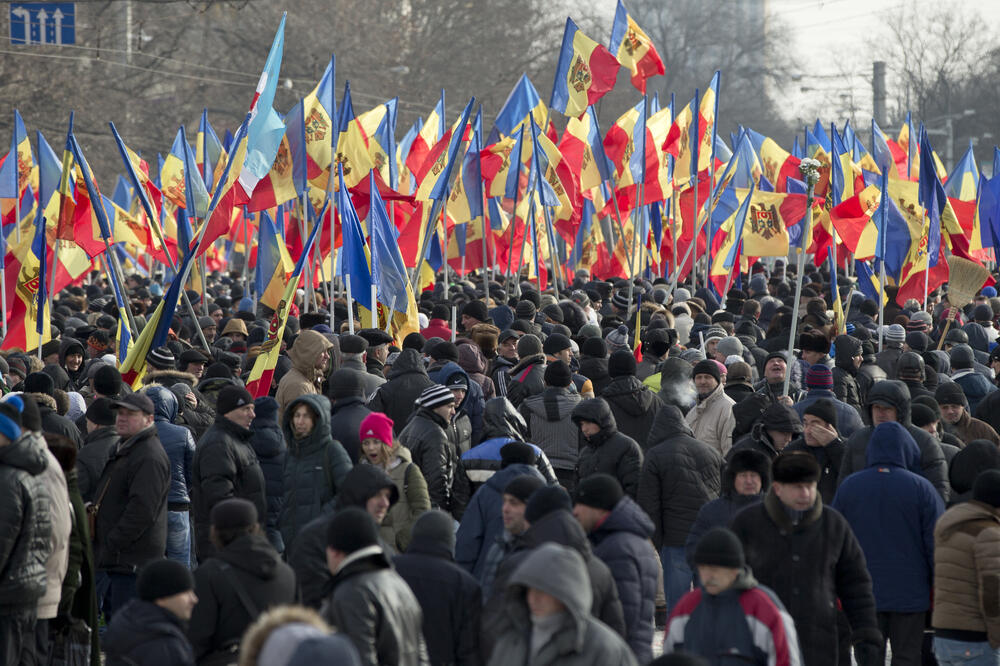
[{"left": 872, "top": 61, "right": 887, "bottom": 128}]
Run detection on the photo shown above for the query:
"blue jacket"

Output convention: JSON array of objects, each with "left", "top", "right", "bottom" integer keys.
[
  {"left": 792, "top": 389, "right": 864, "bottom": 437},
  {"left": 145, "top": 385, "right": 196, "bottom": 507},
  {"left": 953, "top": 370, "right": 997, "bottom": 413},
  {"left": 832, "top": 421, "right": 944, "bottom": 612},
  {"left": 454, "top": 462, "right": 544, "bottom": 581},
  {"left": 250, "top": 397, "right": 287, "bottom": 553}
]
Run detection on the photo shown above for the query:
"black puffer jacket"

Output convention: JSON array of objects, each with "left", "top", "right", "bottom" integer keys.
[
  {"left": 76, "top": 425, "right": 119, "bottom": 502},
  {"left": 400, "top": 406, "right": 464, "bottom": 517},
  {"left": 731, "top": 491, "right": 879, "bottom": 666},
  {"left": 30, "top": 393, "right": 83, "bottom": 447},
  {"left": 279, "top": 394, "right": 353, "bottom": 549},
  {"left": 287, "top": 465, "right": 399, "bottom": 608},
  {"left": 638, "top": 405, "right": 722, "bottom": 549},
  {"left": 188, "top": 534, "right": 297, "bottom": 662},
  {"left": 832, "top": 335, "right": 863, "bottom": 412},
  {"left": 94, "top": 426, "right": 171, "bottom": 573},
  {"left": 368, "top": 349, "right": 434, "bottom": 435},
  {"left": 104, "top": 599, "right": 195, "bottom": 666},
  {"left": 504, "top": 354, "right": 546, "bottom": 407},
  {"left": 587, "top": 496, "right": 659, "bottom": 663},
  {"left": 838, "top": 380, "right": 950, "bottom": 502},
  {"left": 573, "top": 398, "right": 643, "bottom": 498},
  {"left": 578, "top": 356, "right": 612, "bottom": 395},
  {"left": 785, "top": 436, "right": 847, "bottom": 505},
  {"left": 192, "top": 415, "right": 268, "bottom": 560},
  {"left": 599, "top": 376, "right": 663, "bottom": 451},
  {"left": 0, "top": 430, "right": 52, "bottom": 611},
  {"left": 250, "top": 397, "right": 286, "bottom": 553},
  {"left": 329, "top": 395, "right": 373, "bottom": 464}
]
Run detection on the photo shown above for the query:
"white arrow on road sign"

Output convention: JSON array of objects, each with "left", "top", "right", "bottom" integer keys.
[
  {"left": 52, "top": 8, "right": 63, "bottom": 45},
  {"left": 36, "top": 8, "right": 47, "bottom": 41},
  {"left": 11, "top": 6, "right": 30, "bottom": 44}
]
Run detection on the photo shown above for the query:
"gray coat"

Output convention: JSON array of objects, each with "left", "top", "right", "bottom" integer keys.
[
  {"left": 519, "top": 387, "right": 582, "bottom": 472},
  {"left": 340, "top": 359, "right": 386, "bottom": 398}
]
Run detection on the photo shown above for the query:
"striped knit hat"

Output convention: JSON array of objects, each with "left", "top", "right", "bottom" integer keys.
[
  {"left": 418, "top": 384, "right": 456, "bottom": 409},
  {"left": 146, "top": 346, "right": 176, "bottom": 370}
]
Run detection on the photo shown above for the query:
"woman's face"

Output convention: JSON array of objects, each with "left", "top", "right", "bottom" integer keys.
[
  {"left": 291, "top": 404, "right": 315, "bottom": 438},
  {"left": 361, "top": 437, "right": 385, "bottom": 464}
]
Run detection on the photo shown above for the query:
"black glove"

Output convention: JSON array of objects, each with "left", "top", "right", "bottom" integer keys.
[{"left": 851, "top": 627, "right": 884, "bottom": 666}]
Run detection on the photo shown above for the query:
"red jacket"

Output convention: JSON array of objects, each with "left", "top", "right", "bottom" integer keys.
[{"left": 421, "top": 319, "right": 454, "bottom": 341}]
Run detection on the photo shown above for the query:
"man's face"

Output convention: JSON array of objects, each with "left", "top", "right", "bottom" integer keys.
[
  {"left": 705, "top": 339, "right": 719, "bottom": 358},
  {"left": 526, "top": 588, "right": 566, "bottom": 618},
  {"left": 920, "top": 421, "right": 939, "bottom": 435},
  {"left": 578, "top": 421, "right": 601, "bottom": 438},
  {"left": 203, "top": 326, "right": 217, "bottom": 343},
  {"left": 314, "top": 349, "right": 330, "bottom": 371},
  {"left": 460, "top": 314, "right": 478, "bottom": 331},
  {"left": 766, "top": 429, "right": 793, "bottom": 451},
  {"left": 210, "top": 309, "right": 223, "bottom": 325},
  {"left": 773, "top": 480, "right": 817, "bottom": 511},
  {"left": 765, "top": 358, "right": 786, "bottom": 382},
  {"left": 502, "top": 494, "right": 528, "bottom": 534},
  {"left": 572, "top": 503, "right": 607, "bottom": 533},
  {"left": 116, "top": 409, "right": 152, "bottom": 438},
  {"left": 366, "top": 488, "right": 392, "bottom": 524},
  {"left": 697, "top": 565, "right": 741, "bottom": 596},
  {"left": 371, "top": 344, "right": 389, "bottom": 363},
  {"left": 225, "top": 404, "right": 256, "bottom": 430},
  {"left": 156, "top": 590, "right": 198, "bottom": 621},
  {"left": 43, "top": 352, "right": 60, "bottom": 366},
  {"left": 871, "top": 403, "right": 899, "bottom": 426},
  {"left": 64, "top": 352, "right": 83, "bottom": 372},
  {"left": 852, "top": 353, "right": 863, "bottom": 369},
  {"left": 801, "top": 350, "right": 823, "bottom": 364},
  {"left": 499, "top": 338, "right": 519, "bottom": 360},
  {"left": 554, "top": 348, "right": 572, "bottom": 364},
  {"left": 184, "top": 362, "right": 205, "bottom": 379},
  {"left": 433, "top": 402, "right": 456, "bottom": 422},
  {"left": 940, "top": 404, "right": 964, "bottom": 425},
  {"left": 733, "top": 471, "right": 762, "bottom": 496},
  {"left": 991, "top": 359, "right": 1000, "bottom": 377},
  {"left": 693, "top": 373, "right": 718, "bottom": 396}
]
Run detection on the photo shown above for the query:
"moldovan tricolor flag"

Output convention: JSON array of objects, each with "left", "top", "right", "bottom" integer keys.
[
  {"left": 608, "top": 0, "right": 664, "bottom": 94},
  {"left": 550, "top": 17, "right": 620, "bottom": 118}
]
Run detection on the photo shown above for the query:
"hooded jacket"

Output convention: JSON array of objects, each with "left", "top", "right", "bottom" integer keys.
[
  {"left": 275, "top": 330, "right": 332, "bottom": 415},
  {"left": 429, "top": 361, "right": 479, "bottom": 452},
  {"left": 249, "top": 397, "right": 286, "bottom": 552},
  {"left": 94, "top": 425, "right": 171, "bottom": 573},
  {"left": 0, "top": 430, "right": 52, "bottom": 611},
  {"left": 486, "top": 543, "right": 636, "bottom": 666},
  {"left": 932, "top": 500, "right": 1000, "bottom": 646},
  {"left": 145, "top": 385, "right": 196, "bottom": 508},
  {"left": 460, "top": 397, "right": 558, "bottom": 490},
  {"left": 638, "top": 405, "right": 722, "bottom": 549},
  {"left": 329, "top": 394, "right": 373, "bottom": 464},
  {"left": 322, "top": 545, "right": 428, "bottom": 666},
  {"left": 28, "top": 392, "right": 83, "bottom": 448},
  {"left": 378, "top": 445, "right": 430, "bottom": 552},
  {"left": 832, "top": 422, "right": 945, "bottom": 612},
  {"left": 369, "top": 349, "right": 434, "bottom": 436},
  {"left": 188, "top": 533, "right": 297, "bottom": 661},
  {"left": 685, "top": 381, "right": 736, "bottom": 456},
  {"left": 58, "top": 338, "right": 87, "bottom": 391},
  {"left": 832, "top": 335, "right": 863, "bottom": 411},
  {"left": 838, "top": 380, "right": 950, "bottom": 502},
  {"left": 573, "top": 398, "right": 643, "bottom": 499},
  {"left": 578, "top": 355, "right": 612, "bottom": 396},
  {"left": 519, "top": 386, "right": 582, "bottom": 472},
  {"left": 459, "top": 342, "right": 496, "bottom": 402},
  {"left": 103, "top": 599, "right": 195, "bottom": 666},
  {"left": 587, "top": 497, "right": 659, "bottom": 663},
  {"left": 400, "top": 405, "right": 465, "bottom": 516},
  {"left": 287, "top": 465, "right": 399, "bottom": 608},
  {"left": 948, "top": 440, "right": 1000, "bottom": 505},
  {"left": 455, "top": 462, "right": 545, "bottom": 581},
  {"left": 599, "top": 375, "right": 664, "bottom": 451},
  {"left": 279, "top": 394, "right": 353, "bottom": 549},
  {"left": 77, "top": 424, "right": 120, "bottom": 502},
  {"left": 192, "top": 415, "right": 268, "bottom": 560}
]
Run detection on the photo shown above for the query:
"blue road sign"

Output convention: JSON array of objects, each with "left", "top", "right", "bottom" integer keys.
[{"left": 10, "top": 3, "right": 75, "bottom": 46}]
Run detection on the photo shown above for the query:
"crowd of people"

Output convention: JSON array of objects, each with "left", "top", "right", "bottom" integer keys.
[{"left": 2, "top": 260, "right": 1000, "bottom": 666}]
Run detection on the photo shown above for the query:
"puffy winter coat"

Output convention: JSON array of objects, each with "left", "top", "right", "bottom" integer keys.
[
  {"left": 279, "top": 394, "right": 353, "bottom": 549},
  {"left": 275, "top": 330, "right": 333, "bottom": 415},
  {"left": 459, "top": 342, "right": 497, "bottom": 402},
  {"left": 579, "top": 356, "right": 613, "bottom": 395},
  {"left": 340, "top": 356, "right": 387, "bottom": 398},
  {"left": 486, "top": 543, "right": 637, "bottom": 666},
  {"left": 0, "top": 430, "right": 52, "bottom": 611},
  {"left": 104, "top": 599, "right": 195, "bottom": 666},
  {"left": 519, "top": 386, "right": 582, "bottom": 472},
  {"left": 144, "top": 368, "right": 214, "bottom": 441},
  {"left": 832, "top": 422, "right": 944, "bottom": 612},
  {"left": 832, "top": 335, "right": 863, "bottom": 412},
  {"left": 455, "top": 462, "right": 545, "bottom": 581},
  {"left": 329, "top": 395, "right": 373, "bottom": 464},
  {"left": 573, "top": 398, "right": 643, "bottom": 498},
  {"left": 368, "top": 349, "right": 434, "bottom": 435},
  {"left": 953, "top": 369, "right": 998, "bottom": 413},
  {"left": 250, "top": 396, "right": 286, "bottom": 553},
  {"left": 638, "top": 405, "right": 722, "bottom": 549},
  {"left": 876, "top": 343, "right": 903, "bottom": 379},
  {"left": 379, "top": 446, "right": 430, "bottom": 553},
  {"left": 36, "top": 442, "right": 70, "bottom": 621},
  {"left": 685, "top": 382, "right": 736, "bottom": 456},
  {"left": 322, "top": 546, "right": 429, "bottom": 666},
  {"left": 588, "top": 496, "right": 659, "bottom": 663},
  {"left": 730, "top": 490, "right": 879, "bottom": 666},
  {"left": 94, "top": 426, "right": 171, "bottom": 573},
  {"left": 29, "top": 393, "right": 83, "bottom": 447},
  {"left": 77, "top": 425, "right": 119, "bottom": 502},
  {"left": 838, "top": 380, "right": 950, "bottom": 502},
  {"left": 400, "top": 406, "right": 464, "bottom": 516},
  {"left": 599, "top": 376, "right": 664, "bottom": 452},
  {"left": 188, "top": 534, "right": 297, "bottom": 662},
  {"left": 192, "top": 415, "right": 268, "bottom": 560},
  {"left": 932, "top": 500, "right": 1000, "bottom": 645},
  {"left": 145, "top": 385, "right": 196, "bottom": 508},
  {"left": 503, "top": 354, "right": 546, "bottom": 407},
  {"left": 428, "top": 361, "right": 480, "bottom": 452},
  {"left": 784, "top": 436, "right": 846, "bottom": 505}
]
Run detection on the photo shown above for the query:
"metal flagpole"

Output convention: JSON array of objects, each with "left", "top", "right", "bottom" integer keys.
[
  {"left": 481, "top": 181, "right": 490, "bottom": 299},
  {"left": 345, "top": 275, "right": 355, "bottom": 334},
  {"left": 783, "top": 158, "right": 820, "bottom": 397}
]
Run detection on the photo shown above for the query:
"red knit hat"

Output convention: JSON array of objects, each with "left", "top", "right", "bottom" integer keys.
[{"left": 359, "top": 412, "right": 394, "bottom": 448}]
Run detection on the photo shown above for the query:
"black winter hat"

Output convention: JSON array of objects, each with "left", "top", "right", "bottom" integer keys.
[
  {"left": 544, "top": 360, "right": 573, "bottom": 387},
  {"left": 543, "top": 333, "right": 572, "bottom": 356},
  {"left": 905, "top": 331, "right": 930, "bottom": 353},
  {"left": 693, "top": 527, "right": 745, "bottom": 569},
  {"left": 973, "top": 469, "right": 1000, "bottom": 508},
  {"left": 727, "top": 449, "right": 771, "bottom": 491},
  {"left": 500, "top": 441, "right": 538, "bottom": 467},
  {"left": 515, "top": 300, "right": 537, "bottom": 321},
  {"left": 910, "top": 403, "right": 937, "bottom": 428},
  {"left": 691, "top": 359, "right": 721, "bottom": 383},
  {"left": 541, "top": 303, "right": 564, "bottom": 323},
  {"left": 86, "top": 397, "right": 117, "bottom": 426},
  {"left": 573, "top": 473, "right": 624, "bottom": 511},
  {"left": 760, "top": 403, "right": 803, "bottom": 433},
  {"left": 799, "top": 329, "right": 830, "bottom": 354},
  {"left": 328, "top": 369, "right": 366, "bottom": 399},
  {"left": 137, "top": 559, "right": 195, "bottom": 601},
  {"left": 950, "top": 440, "right": 1000, "bottom": 494},
  {"left": 772, "top": 451, "right": 821, "bottom": 484},
  {"left": 326, "top": 506, "right": 380, "bottom": 554},
  {"left": 217, "top": 385, "right": 253, "bottom": 415},
  {"left": 935, "top": 382, "right": 967, "bottom": 408},
  {"left": 409, "top": 510, "right": 455, "bottom": 554},
  {"left": 339, "top": 334, "right": 368, "bottom": 354},
  {"left": 146, "top": 346, "right": 176, "bottom": 370},
  {"left": 430, "top": 341, "right": 460, "bottom": 362},
  {"left": 803, "top": 398, "right": 838, "bottom": 429},
  {"left": 950, "top": 344, "right": 975, "bottom": 370},
  {"left": 461, "top": 300, "right": 489, "bottom": 323},
  {"left": 210, "top": 498, "right": 258, "bottom": 529},
  {"left": 93, "top": 365, "right": 123, "bottom": 397},
  {"left": 581, "top": 337, "right": 608, "bottom": 358},
  {"left": 403, "top": 332, "right": 427, "bottom": 351},
  {"left": 516, "top": 334, "right": 544, "bottom": 358},
  {"left": 24, "top": 372, "right": 55, "bottom": 396},
  {"left": 503, "top": 475, "right": 546, "bottom": 503},
  {"left": 524, "top": 485, "right": 572, "bottom": 524},
  {"left": 203, "top": 362, "right": 232, "bottom": 380},
  {"left": 608, "top": 350, "right": 637, "bottom": 378}
]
